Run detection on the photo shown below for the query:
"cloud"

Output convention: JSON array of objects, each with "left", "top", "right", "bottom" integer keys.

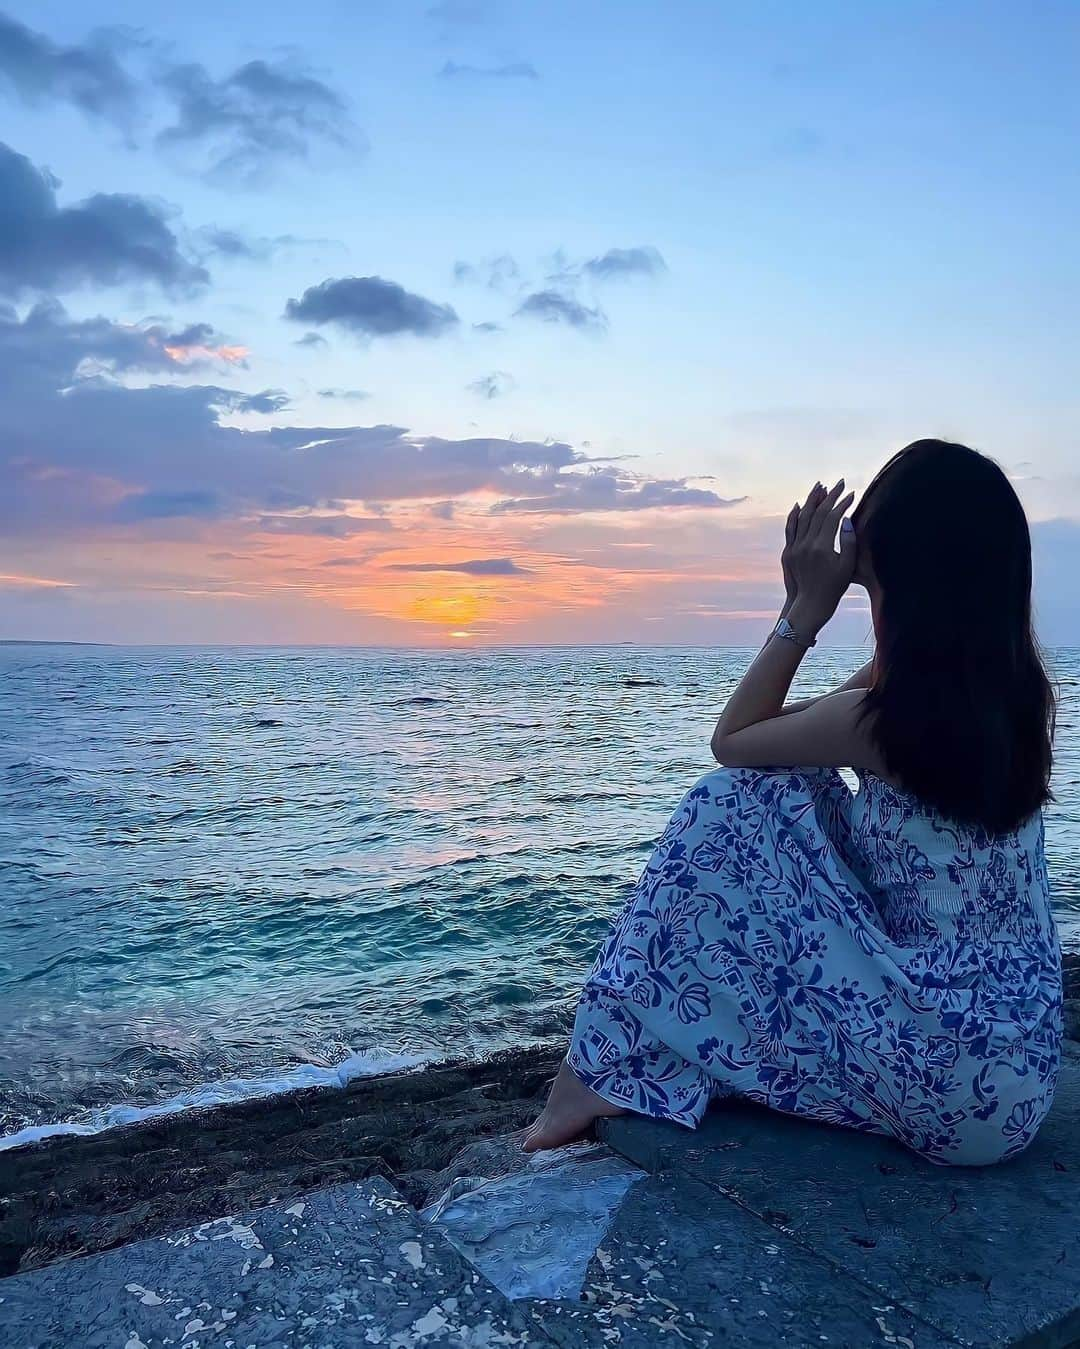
[
  {"left": 385, "top": 558, "right": 529, "bottom": 575},
  {"left": 194, "top": 226, "right": 259, "bottom": 259},
  {"left": 0, "top": 16, "right": 355, "bottom": 187},
  {"left": 256, "top": 514, "right": 395, "bottom": 538},
  {"left": 114, "top": 489, "right": 224, "bottom": 521},
  {"left": 294, "top": 330, "right": 328, "bottom": 348},
  {"left": 156, "top": 58, "right": 353, "bottom": 187},
  {"left": 472, "top": 320, "right": 502, "bottom": 333},
  {"left": 514, "top": 289, "right": 606, "bottom": 332},
  {"left": 0, "top": 302, "right": 746, "bottom": 545},
  {"left": 193, "top": 227, "right": 344, "bottom": 263},
  {"left": 493, "top": 467, "right": 744, "bottom": 514},
  {"left": 151, "top": 321, "right": 249, "bottom": 367},
  {"left": 0, "top": 300, "right": 242, "bottom": 376},
  {"left": 0, "top": 12, "right": 139, "bottom": 127},
  {"left": 583, "top": 246, "right": 667, "bottom": 281},
  {"left": 453, "top": 255, "right": 520, "bottom": 289},
  {"left": 467, "top": 371, "right": 514, "bottom": 399},
  {"left": 317, "top": 387, "right": 370, "bottom": 401},
  {"left": 229, "top": 388, "right": 290, "bottom": 413},
  {"left": 285, "top": 276, "right": 459, "bottom": 340},
  {"left": 0, "top": 141, "right": 207, "bottom": 297},
  {"left": 438, "top": 61, "right": 538, "bottom": 81}
]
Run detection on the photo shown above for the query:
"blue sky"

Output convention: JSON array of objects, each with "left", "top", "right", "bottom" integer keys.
[{"left": 1, "top": 1, "right": 1078, "bottom": 644}]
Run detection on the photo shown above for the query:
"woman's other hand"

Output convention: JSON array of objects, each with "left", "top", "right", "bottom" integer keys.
[{"left": 783, "top": 479, "right": 856, "bottom": 634}]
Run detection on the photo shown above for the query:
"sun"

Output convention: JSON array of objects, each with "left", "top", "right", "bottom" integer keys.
[{"left": 407, "top": 592, "right": 484, "bottom": 627}]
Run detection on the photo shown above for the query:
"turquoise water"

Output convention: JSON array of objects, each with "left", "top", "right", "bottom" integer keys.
[{"left": 1, "top": 643, "right": 1077, "bottom": 1140}]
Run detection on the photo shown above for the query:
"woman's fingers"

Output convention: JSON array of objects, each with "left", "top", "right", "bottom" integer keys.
[
  {"left": 785, "top": 503, "right": 799, "bottom": 546},
  {"left": 826, "top": 491, "right": 855, "bottom": 533},
  {"left": 809, "top": 480, "right": 847, "bottom": 537},
  {"left": 794, "top": 482, "right": 824, "bottom": 539}
]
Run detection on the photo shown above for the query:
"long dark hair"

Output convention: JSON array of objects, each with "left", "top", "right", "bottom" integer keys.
[{"left": 853, "top": 439, "right": 1054, "bottom": 834}]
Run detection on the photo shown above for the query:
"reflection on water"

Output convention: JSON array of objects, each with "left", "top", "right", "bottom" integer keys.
[{"left": 1, "top": 643, "right": 1077, "bottom": 1136}]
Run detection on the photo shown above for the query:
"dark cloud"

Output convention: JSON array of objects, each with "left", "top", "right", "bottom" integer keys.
[
  {"left": 514, "top": 289, "right": 606, "bottom": 332},
  {"left": 438, "top": 61, "right": 538, "bottom": 81},
  {"left": 284, "top": 276, "right": 459, "bottom": 339},
  {"left": 0, "top": 141, "right": 207, "bottom": 297},
  {"left": 385, "top": 557, "right": 529, "bottom": 575},
  {"left": 317, "top": 387, "right": 370, "bottom": 401},
  {"left": 0, "top": 17, "right": 355, "bottom": 187},
  {"left": 428, "top": 501, "right": 456, "bottom": 520},
  {"left": 493, "top": 467, "right": 744, "bottom": 514},
  {"left": 156, "top": 58, "right": 353, "bottom": 187},
  {"left": 0, "top": 301, "right": 238, "bottom": 377},
  {"left": 583, "top": 246, "right": 667, "bottom": 280},
  {"left": 472, "top": 320, "right": 502, "bottom": 333},
  {"left": 294, "top": 331, "right": 328, "bottom": 348},
  {"left": 0, "top": 13, "right": 138, "bottom": 126},
  {"left": 467, "top": 371, "right": 513, "bottom": 399}
]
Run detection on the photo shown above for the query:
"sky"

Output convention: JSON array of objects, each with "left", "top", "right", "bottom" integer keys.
[{"left": 0, "top": 0, "right": 1078, "bottom": 647}]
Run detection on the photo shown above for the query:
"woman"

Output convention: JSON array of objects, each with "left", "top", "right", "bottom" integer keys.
[{"left": 524, "top": 440, "right": 1062, "bottom": 1166}]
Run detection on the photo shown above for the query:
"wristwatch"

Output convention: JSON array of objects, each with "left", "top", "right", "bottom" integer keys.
[{"left": 771, "top": 616, "right": 817, "bottom": 650}]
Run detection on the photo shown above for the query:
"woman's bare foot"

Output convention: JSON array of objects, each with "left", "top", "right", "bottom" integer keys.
[{"left": 521, "top": 1061, "right": 628, "bottom": 1152}]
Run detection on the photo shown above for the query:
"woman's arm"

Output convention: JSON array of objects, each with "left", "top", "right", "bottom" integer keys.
[
  {"left": 710, "top": 479, "right": 883, "bottom": 772},
  {"left": 776, "top": 658, "right": 874, "bottom": 717}
]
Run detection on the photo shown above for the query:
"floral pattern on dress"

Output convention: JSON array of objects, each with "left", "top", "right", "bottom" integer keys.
[{"left": 568, "top": 767, "right": 1062, "bottom": 1165}]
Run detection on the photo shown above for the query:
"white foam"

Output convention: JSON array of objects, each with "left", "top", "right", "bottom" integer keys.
[{"left": 0, "top": 1047, "right": 430, "bottom": 1152}]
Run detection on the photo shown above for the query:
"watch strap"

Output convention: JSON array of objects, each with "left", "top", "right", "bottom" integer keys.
[{"left": 772, "top": 616, "right": 817, "bottom": 649}]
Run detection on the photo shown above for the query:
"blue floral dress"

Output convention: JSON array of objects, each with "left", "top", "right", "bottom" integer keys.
[{"left": 568, "top": 768, "right": 1062, "bottom": 1165}]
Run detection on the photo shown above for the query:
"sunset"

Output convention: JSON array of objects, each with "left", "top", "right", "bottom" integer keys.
[{"left": 2, "top": 2, "right": 1077, "bottom": 646}]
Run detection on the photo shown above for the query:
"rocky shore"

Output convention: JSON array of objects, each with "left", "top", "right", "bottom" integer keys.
[
  {"left": 0, "top": 1044, "right": 562, "bottom": 1277},
  {"left": 2, "top": 953, "right": 1077, "bottom": 1285}
]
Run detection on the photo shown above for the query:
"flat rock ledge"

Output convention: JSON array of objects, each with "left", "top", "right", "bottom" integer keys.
[
  {"left": 2, "top": 1061, "right": 1078, "bottom": 1347},
  {"left": 0, "top": 954, "right": 1077, "bottom": 1347}
]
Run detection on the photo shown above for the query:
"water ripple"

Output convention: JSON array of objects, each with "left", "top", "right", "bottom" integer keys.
[{"left": 0, "top": 642, "right": 1076, "bottom": 1136}]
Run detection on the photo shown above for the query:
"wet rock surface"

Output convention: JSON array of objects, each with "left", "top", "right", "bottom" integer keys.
[{"left": 0, "top": 1045, "right": 561, "bottom": 1277}]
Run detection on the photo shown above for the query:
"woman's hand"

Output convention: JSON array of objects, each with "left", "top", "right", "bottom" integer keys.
[
  {"left": 782, "top": 500, "right": 801, "bottom": 609},
  {"left": 782, "top": 479, "right": 856, "bottom": 635}
]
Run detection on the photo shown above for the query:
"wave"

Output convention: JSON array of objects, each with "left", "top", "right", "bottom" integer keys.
[{"left": 0, "top": 1047, "right": 430, "bottom": 1153}]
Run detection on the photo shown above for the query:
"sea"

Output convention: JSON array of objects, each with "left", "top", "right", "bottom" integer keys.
[{"left": 2, "top": 643, "right": 1078, "bottom": 1148}]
